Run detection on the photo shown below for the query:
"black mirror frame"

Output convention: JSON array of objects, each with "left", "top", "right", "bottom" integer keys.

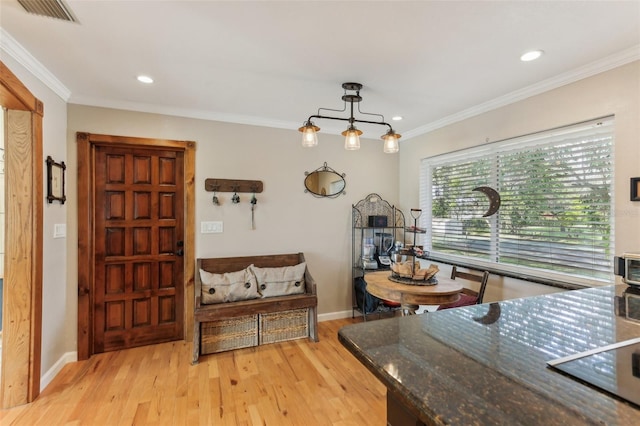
[
  {"left": 46, "top": 155, "right": 66, "bottom": 204},
  {"left": 304, "top": 162, "right": 346, "bottom": 198}
]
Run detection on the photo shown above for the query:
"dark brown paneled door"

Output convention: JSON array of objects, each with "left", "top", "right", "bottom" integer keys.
[{"left": 93, "top": 145, "right": 184, "bottom": 353}]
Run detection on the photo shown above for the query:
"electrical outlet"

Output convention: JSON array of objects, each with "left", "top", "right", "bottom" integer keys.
[{"left": 201, "top": 221, "right": 223, "bottom": 233}]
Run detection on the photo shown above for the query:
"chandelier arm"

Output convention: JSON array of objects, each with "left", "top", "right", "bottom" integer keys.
[
  {"left": 352, "top": 118, "right": 393, "bottom": 131},
  {"left": 307, "top": 115, "right": 393, "bottom": 131},
  {"left": 356, "top": 102, "right": 386, "bottom": 123},
  {"left": 317, "top": 102, "right": 348, "bottom": 116},
  {"left": 307, "top": 114, "right": 350, "bottom": 124}
]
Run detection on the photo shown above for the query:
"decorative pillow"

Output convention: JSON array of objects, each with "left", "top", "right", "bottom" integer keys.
[
  {"left": 199, "top": 266, "right": 260, "bottom": 304},
  {"left": 250, "top": 262, "right": 306, "bottom": 298}
]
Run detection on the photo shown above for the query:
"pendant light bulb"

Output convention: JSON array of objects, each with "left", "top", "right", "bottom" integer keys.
[
  {"left": 298, "top": 121, "right": 319, "bottom": 147},
  {"left": 342, "top": 124, "right": 362, "bottom": 150},
  {"left": 382, "top": 129, "right": 401, "bottom": 154}
]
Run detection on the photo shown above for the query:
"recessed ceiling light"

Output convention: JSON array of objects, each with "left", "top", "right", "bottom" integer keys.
[
  {"left": 520, "top": 50, "right": 543, "bottom": 62},
  {"left": 137, "top": 75, "right": 154, "bottom": 84},
  {"left": 392, "top": 116, "right": 403, "bottom": 121}
]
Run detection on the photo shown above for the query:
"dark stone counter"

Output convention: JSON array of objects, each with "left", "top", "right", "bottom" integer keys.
[{"left": 338, "top": 284, "right": 640, "bottom": 425}]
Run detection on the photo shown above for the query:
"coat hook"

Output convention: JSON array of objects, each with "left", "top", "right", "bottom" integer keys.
[
  {"left": 231, "top": 182, "right": 240, "bottom": 203},
  {"left": 211, "top": 182, "right": 221, "bottom": 205},
  {"left": 250, "top": 192, "right": 257, "bottom": 230}
]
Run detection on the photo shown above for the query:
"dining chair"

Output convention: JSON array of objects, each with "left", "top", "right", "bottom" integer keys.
[{"left": 436, "top": 266, "right": 490, "bottom": 310}]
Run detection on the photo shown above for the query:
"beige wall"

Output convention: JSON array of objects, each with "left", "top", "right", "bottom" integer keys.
[
  {"left": 66, "top": 105, "right": 400, "bottom": 327},
  {"left": 399, "top": 61, "right": 640, "bottom": 299}
]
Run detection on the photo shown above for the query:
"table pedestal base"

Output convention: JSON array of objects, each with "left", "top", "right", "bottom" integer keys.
[{"left": 401, "top": 304, "right": 419, "bottom": 315}]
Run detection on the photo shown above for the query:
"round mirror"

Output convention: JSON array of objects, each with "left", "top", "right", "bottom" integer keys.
[{"left": 304, "top": 164, "right": 346, "bottom": 197}]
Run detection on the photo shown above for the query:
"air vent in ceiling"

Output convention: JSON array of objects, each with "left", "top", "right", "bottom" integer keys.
[{"left": 17, "top": 0, "right": 77, "bottom": 22}]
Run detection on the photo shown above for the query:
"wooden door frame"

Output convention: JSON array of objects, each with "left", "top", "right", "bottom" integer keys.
[
  {"left": 0, "top": 61, "right": 44, "bottom": 408},
  {"left": 76, "top": 132, "right": 195, "bottom": 360}
]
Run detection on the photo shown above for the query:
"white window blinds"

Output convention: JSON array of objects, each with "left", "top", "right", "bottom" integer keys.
[{"left": 420, "top": 117, "right": 614, "bottom": 285}]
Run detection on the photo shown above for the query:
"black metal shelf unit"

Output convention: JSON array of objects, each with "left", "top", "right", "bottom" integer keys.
[{"left": 352, "top": 193, "right": 405, "bottom": 320}]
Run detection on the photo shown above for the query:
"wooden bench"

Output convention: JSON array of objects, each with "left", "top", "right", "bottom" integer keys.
[{"left": 192, "top": 253, "right": 318, "bottom": 364}]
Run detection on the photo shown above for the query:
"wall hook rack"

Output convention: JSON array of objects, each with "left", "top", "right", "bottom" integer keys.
[{"left": 205, "top": 178, "right": 263, "bottom": 193}]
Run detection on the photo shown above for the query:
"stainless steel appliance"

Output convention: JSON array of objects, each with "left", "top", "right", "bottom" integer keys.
[
  {"left": 614, "top": 252, "right": 640, "bottom": 287},
  {"left": 362, "top": 238, "right": 378, "bottom": 270}
]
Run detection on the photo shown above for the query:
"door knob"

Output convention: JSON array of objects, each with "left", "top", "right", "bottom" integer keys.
[{"left": 176, "top": 248, "right": 184, "bottom": 257}]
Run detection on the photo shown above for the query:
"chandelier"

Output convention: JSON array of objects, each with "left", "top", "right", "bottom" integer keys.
[{"left": 298, "top": 82, "right": 401, "bottom": 153}]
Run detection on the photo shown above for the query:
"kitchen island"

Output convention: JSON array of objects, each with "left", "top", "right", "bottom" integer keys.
[{"left": 338, "top": 284, "right": 640, "bottom": 425}]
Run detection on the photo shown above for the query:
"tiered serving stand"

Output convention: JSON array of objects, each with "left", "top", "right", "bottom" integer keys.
[{"left": 389, "top": 208, "right": 439, "bottom": 286}]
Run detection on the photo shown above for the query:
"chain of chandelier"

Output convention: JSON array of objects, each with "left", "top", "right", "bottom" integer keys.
[{"left": 298, "top": 82, "right": 401, "bottom": 154}]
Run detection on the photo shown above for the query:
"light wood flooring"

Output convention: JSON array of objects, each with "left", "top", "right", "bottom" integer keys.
[{"left": 0, "top": 318, "right": 386, "bottom": 425}]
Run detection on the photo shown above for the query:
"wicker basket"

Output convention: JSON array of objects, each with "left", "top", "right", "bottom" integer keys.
[
  {"left": 201, "top": 315, "right": 259, "bottom": 354},
  {"left": 259, "top": 308, "right": 309, "bottom": 344}
]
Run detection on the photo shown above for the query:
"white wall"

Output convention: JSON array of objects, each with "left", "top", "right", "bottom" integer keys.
[
  {"left": 399, "top": 61, "right": 640, "bottom": 299},
  {"left": 1, "top": 55, "right": 69, "bottom": 379},
  {"left": 66, "top": 105, "right": 400, "bottom": 331}
]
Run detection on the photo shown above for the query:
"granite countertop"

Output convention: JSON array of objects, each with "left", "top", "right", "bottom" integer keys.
[{"left": 338, "top": 284, "right": 640, "bottom": 425}]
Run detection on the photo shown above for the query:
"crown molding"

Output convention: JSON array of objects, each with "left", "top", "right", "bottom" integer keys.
[
  {"left": 402, "top": 45, "right": 640, "bottom": 141},
  {"left": 69, "top": 94, "right": 300, "bottom": 131},
  {"left": 0, "top": 27, "right": 71, "bottom": 101}
]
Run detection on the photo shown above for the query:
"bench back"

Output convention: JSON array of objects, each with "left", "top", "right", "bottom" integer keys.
[
  {"left": 195, "top": 253, "right": 316, "bottom": 307},
  {"left": 198, "top": 253, "right": 305, "bottom": 274}
]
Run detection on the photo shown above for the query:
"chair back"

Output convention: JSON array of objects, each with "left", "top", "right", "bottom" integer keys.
[{"left": 450, "top": 266, "right": 490, "bottom": 304}]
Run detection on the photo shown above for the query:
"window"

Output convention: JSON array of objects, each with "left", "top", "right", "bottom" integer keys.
[{"left": 420, "top": 117, "right": 614, "bottom": 285}]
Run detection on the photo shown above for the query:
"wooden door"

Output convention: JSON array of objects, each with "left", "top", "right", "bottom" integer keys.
[{"left": 93, "top": 145, "right": 184, "bottom": 353}]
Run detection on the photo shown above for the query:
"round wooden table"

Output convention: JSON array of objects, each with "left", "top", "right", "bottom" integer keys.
[{"left": 364, "top": 270, "right": 463, "bottom": 315}]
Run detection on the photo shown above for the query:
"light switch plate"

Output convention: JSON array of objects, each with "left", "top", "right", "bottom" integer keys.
[
  {"left": 53, "top": 223, "right": 66, "bottom": 238},
  {"left": 201, "top": 221, "right": 223, "bottom": 233}
]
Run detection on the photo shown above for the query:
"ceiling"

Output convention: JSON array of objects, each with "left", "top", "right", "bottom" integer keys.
[{"left": 1, "top": 0, "right": 639, "bottom": 141}]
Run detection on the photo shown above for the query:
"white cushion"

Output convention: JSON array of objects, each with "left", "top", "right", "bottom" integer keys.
[
  {"left": 250, "top": 263, "right": 306, "bottom": 298},
  {"left": 199, "top": 266, "right": 260, "bottom": 304}
]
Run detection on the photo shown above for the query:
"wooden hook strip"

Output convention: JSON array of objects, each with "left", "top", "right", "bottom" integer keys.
[{"left": 204, "top": 178, "right": 263, "bottom": 193}]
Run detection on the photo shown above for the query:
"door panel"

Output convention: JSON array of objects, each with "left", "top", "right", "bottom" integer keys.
[{"left": 93, "top": 146, "right": 184, "bottom": 353}]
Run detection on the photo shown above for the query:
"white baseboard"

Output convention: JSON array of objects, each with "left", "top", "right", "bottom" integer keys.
[
  {"left": 318, "top": 310, "right": 354, "bottom": 322},
  {"left": 41, "top": 351, "right": 77, "bottom": 392}
]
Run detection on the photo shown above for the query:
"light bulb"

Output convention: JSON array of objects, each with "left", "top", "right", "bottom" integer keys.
[
  {"left": 298, "top": 122, "right": 319, "bottom": 147},
  {"left": 137, "top": 75, "right": 154, "bottom": 84},
  {"left": 342, "top": 125, "right": 362, "bottom": 150},
  {"left": 520, "top": 50, "right": 543, "bottom": 62},
  {"left": 383, "top": 135, "right": 399, "bottom": 153},
  {"left": 301, "top": 127, "right": 318, "bottom": 147},
  {"left": 344, "top": 132, "right": 360, "bottom": 150},
  {"left": 381, "top": 130, "right": 401, "bottom": 153}
]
